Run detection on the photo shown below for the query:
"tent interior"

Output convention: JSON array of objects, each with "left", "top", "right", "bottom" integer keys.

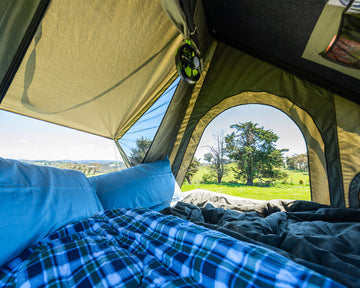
[
  {"left": 1, "top": 0, "right": 360, "bottom": 287},
  {"left": 1, "top": 0, "right": 359, "bottom": 208}
]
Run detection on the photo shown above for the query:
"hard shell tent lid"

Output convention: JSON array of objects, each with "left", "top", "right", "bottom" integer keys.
[
  {"left": 0, "top": 0, "right": 360, "bottom": 207},
  {"left": 202, "top": 0, "right": 360, "bottom": 103}
]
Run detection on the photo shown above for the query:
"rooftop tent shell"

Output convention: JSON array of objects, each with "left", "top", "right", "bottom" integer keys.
[{"left": 0, "top": 0, "right": 360, "bottom": 208}]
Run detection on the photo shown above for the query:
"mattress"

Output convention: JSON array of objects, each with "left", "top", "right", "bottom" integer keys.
[{"left": 0, "top": 207, "right": 343, "bottom": 287}]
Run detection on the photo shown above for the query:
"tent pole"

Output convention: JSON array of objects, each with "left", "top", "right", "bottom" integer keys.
[{"left": 114, "top": 140, "right": 131, "bottom": 168}]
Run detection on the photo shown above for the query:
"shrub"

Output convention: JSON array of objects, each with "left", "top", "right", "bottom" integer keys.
[{"left": 201, "top": 173, "right": 216, "bottom": 183}]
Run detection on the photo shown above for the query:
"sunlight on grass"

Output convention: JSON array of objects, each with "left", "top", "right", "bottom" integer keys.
[
  {"left": 182, "top": 167, "right": 311, "bottom": 201},
  {"left": 181, "top": 183, "right": 310, "bottom": 201}
]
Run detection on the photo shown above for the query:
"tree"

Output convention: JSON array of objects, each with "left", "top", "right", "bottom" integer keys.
[
  {"left": 88, "top": 163, "right": 101, "bottom": 175},
  {"left": 203, "top": 132, "right": 227, "bottom": 183},
  {"left": 286, "top": 153, "right": 308, "bottom": 171},
  {"left": 185, "top": 157, "right": 201, "bottom": 184},
  {"left": 225, "top": 121, "right": 287, "bottom": 186},
  {"left": 129, "top": 137, "right": 152, "bottom": 166}
]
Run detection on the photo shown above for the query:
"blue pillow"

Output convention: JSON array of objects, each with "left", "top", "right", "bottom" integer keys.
[
  {"left": 89, "top": 157, "right": 176, "bottom": 211},
  {"left": 0, "top": 158, "right": 103, "bottom": 267}
]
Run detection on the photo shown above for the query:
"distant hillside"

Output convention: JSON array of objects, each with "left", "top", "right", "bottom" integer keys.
[{"left": 21, "top": 160, "right": 126, "bottom": 176}]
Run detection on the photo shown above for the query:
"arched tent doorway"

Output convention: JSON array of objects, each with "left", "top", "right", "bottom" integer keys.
[{"left": 173, "top": 92, "right": 329, "bottom": 204}]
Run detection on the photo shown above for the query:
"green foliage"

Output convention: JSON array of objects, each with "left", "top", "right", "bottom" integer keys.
[
  {"left": 280, "top": 169, "right": 310, "bottom": 185},
  {"left": 182, "top": 168, "right": 310, "bottom": 201},
  {"left": 201, "top": 172, "right": 217, "bottom": 183},
  {"left": 129, "top": 137, "right": 152, "bottom": 166},
  {"left": 225, "top": 121, "right": 288, "bottom": 185},
  {"left": 286, "top": 153, "right": 308, "bottom": 171},
  {"left": 203, "top": 153, "right": 213, "bottom": 163},
  {"left": 185, "top": 157, "right": 201, "bottom": 184},
  {"left": 188, "top": 163, "right": 310, "bottom": 186}
]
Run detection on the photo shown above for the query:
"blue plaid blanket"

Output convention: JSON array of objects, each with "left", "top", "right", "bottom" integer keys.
[{"left": 0, "top": 208, "right": 344, "bottom": 287}]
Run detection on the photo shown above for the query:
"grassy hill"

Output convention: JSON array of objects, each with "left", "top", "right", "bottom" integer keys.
[{"left": 182, "top": 164, "right": 310, "bottom": 201}]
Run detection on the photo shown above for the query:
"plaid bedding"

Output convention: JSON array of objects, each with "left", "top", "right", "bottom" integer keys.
[{"left": 0, "top": 208, "right": 344, "bottom": 288}]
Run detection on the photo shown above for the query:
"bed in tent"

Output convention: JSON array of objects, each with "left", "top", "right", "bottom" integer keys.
[{"left": 0, "top": 0, "right": 360, "bottom": 287}]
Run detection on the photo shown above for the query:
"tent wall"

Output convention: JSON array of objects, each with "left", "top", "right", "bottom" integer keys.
[
  {"left": 0, "top": 0, "right": 182, "bottom": 140},
  {"left": 335, "top": 96, "right": 360, "bottom": 207},
  {"left": 164, "top": 42, "right": 360, "bottom": 207}
]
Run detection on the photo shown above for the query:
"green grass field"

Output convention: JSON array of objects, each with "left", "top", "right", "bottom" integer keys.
[{"left": 182, "top": 165, "right": 310, "bottom": 201}]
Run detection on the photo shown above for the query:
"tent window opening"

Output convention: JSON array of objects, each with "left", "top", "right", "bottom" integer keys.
[
  {"left": 184, "top": 104, "right": 310, "bottom": 201},
  {"left": 322, "top": 0, "right": 360, "bottom": 68},
  {"left": 118, "top": 78, "right": 180, "bottom": 166}
]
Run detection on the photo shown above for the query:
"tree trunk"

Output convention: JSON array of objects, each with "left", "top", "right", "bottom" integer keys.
[
  {"left": 246, "top": 178, "right": 253, "bottom": 186},
  {"left": 185, "top": 175, "right": 192, "bottom": 184}
]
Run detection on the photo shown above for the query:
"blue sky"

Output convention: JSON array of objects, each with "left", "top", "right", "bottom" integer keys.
[
  {"left": 195, "top": 104, "right": 306, "bottom": 160},
  {"left": 118, "top": 79, "right": 179, "bottom": 156},
  {"left": 0, "top": 110, "right": 119, "bottom": 161},
  {"left": 0, "top": 103, "right": 306, "bottom": 161}
]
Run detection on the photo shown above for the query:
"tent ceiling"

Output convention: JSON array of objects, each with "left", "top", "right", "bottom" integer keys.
[
  {"left": 202, "top": 0, "right": 360, "bottom": 104},
  {"left": 0, "top": 0, "right": 182, "bottom": 139},
  {"left": 1, "top": 0, "right": 359, "bottom": 140}
]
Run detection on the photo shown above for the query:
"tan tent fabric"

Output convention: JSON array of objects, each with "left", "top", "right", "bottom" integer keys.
[
  {"left": 161, "top": 0, "right": 188, "bottom": 38},
  {"left": 0, "top": 0, "right": 182, "bottom": 139},
  {"left": 161, "top": 0, "right": 212, "bottom": 56},
  {"left": 335, "top": 96, "right": 360, "bottom": 206}
]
